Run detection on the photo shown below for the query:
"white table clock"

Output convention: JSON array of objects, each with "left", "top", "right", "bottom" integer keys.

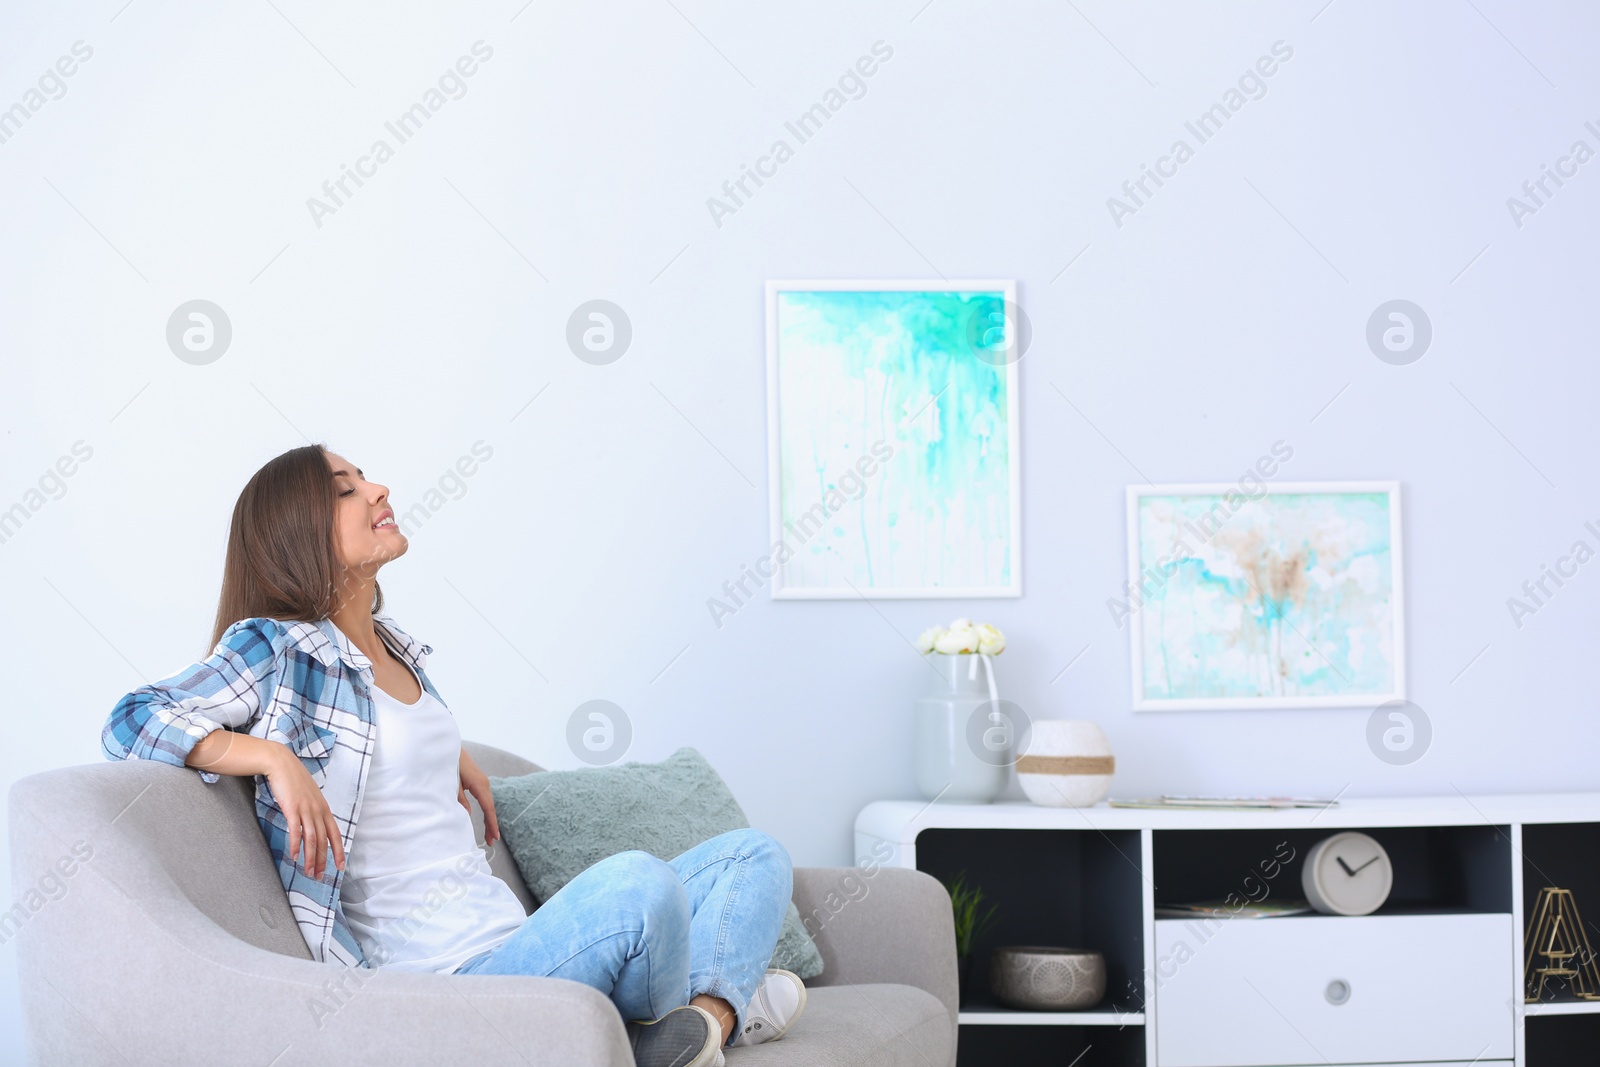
[{"left": 1302, "top": 831, "right": 1394, "bottom": 916}]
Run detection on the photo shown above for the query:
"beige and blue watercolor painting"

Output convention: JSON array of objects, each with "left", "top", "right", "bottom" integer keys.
[
  {"left": 1133, "top": 489, "right": 1399, "bottom": 705},
  {"left": 770, "top": 287, "right": 1017, "bottom": 597}
]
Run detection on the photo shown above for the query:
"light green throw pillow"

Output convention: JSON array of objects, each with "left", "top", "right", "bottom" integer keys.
[{"left": 489, "top": 746, "right": 824, "bottom": 979}]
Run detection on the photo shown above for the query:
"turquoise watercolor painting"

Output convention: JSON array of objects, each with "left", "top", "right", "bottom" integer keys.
[
  {"left": 767, "top": 283, "right": 1020, "bottom": 597},
  {"left": 1128, "top": 483, "right": 1404, "bottom": 709}
]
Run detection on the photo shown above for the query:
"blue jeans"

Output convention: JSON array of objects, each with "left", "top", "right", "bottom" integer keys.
[{"left": 454, "top": 828, "right": 792, "bottom": 1043}]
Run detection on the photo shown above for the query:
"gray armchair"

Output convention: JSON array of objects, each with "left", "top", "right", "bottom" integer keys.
[{"left": 7, "top": 742, "right": 956, "bottom": 1066}]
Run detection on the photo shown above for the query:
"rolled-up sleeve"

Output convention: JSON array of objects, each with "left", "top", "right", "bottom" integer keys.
[{"left": 102, "top": 621, "right": 278, "bottom": 783}]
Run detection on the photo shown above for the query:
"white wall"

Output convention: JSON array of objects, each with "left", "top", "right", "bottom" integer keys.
[{"left": 4, "top": 0, "right": 1598, "bottom": 1057}]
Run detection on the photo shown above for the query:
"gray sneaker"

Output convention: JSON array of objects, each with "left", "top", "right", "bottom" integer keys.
[{"left": 626, "top": 1003, "right": 724, "bottom": 1067}]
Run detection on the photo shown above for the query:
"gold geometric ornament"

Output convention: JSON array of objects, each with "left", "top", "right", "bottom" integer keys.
[{"left": 1525, "top": 887, "right": 1600, "bottom": 1003}]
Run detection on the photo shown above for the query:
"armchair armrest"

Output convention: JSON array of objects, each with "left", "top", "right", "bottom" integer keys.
[
  {"left": 791, "top": 866, "right": 958, "bottom": 1025},
  {"left": 13, "top": 830, "right": 634, "bottom": 1066}
]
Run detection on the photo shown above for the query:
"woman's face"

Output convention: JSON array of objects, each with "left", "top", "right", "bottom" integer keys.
[{"left": 326, "top": 450, "right": 407, "bottom": 578}]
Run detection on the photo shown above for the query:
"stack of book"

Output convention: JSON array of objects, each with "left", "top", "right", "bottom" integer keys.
[
  {"left": 1154, "top": 900, "right": 1313, "bottom": 919},
  {"left": 1108, "top": 795, "right": 1340, "bottom": 811}
]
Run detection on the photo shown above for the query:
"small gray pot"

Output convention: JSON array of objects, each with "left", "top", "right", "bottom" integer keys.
[{"left": 989, "top": 946, "right": 1106, "bottom": 1010}]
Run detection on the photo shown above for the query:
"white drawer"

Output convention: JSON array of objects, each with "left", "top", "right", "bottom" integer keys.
[{"left": 1154, "top": 913, "right": 1513, "bottom": 1067}]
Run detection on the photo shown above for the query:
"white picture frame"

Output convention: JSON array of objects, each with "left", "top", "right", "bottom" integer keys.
[
  {"left": 765, "top": 279, "right": 1023, "bottom": 599},
  {"left": 1125, "top": 480, "right": 1406, "bottom": 710}
]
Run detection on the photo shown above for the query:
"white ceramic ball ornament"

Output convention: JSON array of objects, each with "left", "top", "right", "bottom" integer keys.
[{"left": 1016, "top": 720, "right": 1115, "bottom": 808}]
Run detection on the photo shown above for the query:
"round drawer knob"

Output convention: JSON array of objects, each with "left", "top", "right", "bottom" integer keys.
[{"left": 1325, "top": 979, "right": 1351, "bottom": 1005}]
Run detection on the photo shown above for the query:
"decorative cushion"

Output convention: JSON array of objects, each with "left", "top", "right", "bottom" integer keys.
[{"left": 489, "top": 746, "right": 824, "bottom": 978}]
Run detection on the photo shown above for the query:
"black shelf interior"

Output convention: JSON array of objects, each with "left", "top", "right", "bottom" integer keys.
[
  {"left": 1521, "top": 823, "right": 1600, "bottom": 1006},
  {"left": 1527, "top": 1011, "right": 1600, "bottom": 1064},
  {"left": 915, "top": 827, "right": 1146, "bottom": 1067},
  {"left": 955, "top": 1023, "right": 1144, "bottom": 1066},
  {"left": 1152, "top": 824, "right": 1512, "bottom": 915}
]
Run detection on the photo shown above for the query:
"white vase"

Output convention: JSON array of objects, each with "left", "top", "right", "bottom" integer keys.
[
  {"left": 1017, "top": 720, "right": 1115, "bottom": 808},
  {"left": 912, "top": 653, "right": 1009, "bottom": 803}
]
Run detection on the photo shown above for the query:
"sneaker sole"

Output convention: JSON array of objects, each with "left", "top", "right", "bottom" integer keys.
[{"left": 630, "top": 1004, "right": 722, "bottom": 1067}]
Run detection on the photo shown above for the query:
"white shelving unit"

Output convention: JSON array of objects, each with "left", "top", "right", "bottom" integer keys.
[
  {"left": 1523, "top": 1000, "right": 1600, "bottom": 1017},
  {"left": 857, "top": 793, "right": 1600, "bottom": 1067}
]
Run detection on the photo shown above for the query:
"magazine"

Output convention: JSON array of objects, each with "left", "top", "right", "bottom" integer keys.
[{"left": 1154, "top": 900, "right": 1315, "bottom": 919}]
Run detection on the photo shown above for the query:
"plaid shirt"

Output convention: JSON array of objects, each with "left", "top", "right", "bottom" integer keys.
[{"left": 101, "top": 614, "right": 444, "bottom": 968}]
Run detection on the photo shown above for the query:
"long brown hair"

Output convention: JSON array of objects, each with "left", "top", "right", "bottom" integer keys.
[{"left": 209, "top": 444, "right": 383, "bottom": 649}]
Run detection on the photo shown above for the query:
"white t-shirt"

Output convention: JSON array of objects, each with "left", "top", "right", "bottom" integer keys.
[{"left": 338, "top": 664, "right": 527, "bottom": 974}]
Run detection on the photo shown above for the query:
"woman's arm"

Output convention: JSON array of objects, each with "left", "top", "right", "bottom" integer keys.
[
  {"left": 457, "top": 746, "right": 501, "bottom": 846},
  {"left": 102, "top": 620, "right": 279, "bottom": 783},
  {"left": 185, "top": 728, "right": 292, "bottom": 777}
]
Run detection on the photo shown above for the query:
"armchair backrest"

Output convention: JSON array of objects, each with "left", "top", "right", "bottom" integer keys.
[
  {"left": 6, "top": 740, "right": 545, "bottom": 971},
  {"left": 9, "top": 756, "right": 313, "bottom": 962}
]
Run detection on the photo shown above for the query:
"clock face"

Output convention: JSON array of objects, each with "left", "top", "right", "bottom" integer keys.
[{"left": 1303, "top": 832, "right": 1394, "bottom": 916}]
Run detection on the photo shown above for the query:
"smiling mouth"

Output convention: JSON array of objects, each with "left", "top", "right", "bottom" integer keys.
[{"left": 373, "top": 513, "right": 397, "bottom": 530}]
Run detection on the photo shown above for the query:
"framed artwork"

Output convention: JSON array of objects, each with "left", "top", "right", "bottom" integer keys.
[
  {"left": 765, "top": 280, "right": 1022, "bottom": 599},
  {"left": 1125, "top": 481, "right": 1405, "bottom": 710}
]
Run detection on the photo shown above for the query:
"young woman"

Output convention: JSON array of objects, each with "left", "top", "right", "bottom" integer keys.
[{"left": 102, "top": 444, "right": 805, "bottom": 1067}]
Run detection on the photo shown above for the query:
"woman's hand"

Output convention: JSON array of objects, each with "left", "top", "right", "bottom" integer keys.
[
  {"left": 263, "top": 742, "right": 346, "bottom": 881},
  {"left": 458, "top": 746, "right": 501, "bottom": 847}
]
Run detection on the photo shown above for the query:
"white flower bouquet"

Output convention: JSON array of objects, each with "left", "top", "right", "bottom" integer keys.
[{"left": 915, "top": 618, "right": 1006, "bottom": 656}]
